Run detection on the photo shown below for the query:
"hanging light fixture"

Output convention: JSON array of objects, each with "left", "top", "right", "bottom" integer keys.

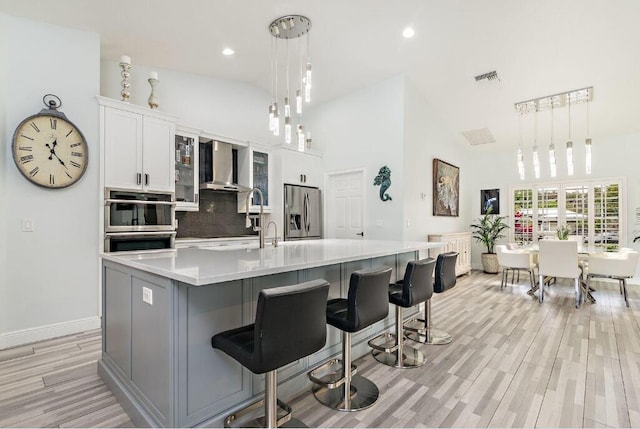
[
  {"left": 268, "top": 15, "right": 312, "bottom": 151},
  {"left": 566, "top": 99, "right": 574, "bottom": 176},
  {"left": 549, "top": 105, "right": 557, "bottom": 177},
  {"left": 517, "top": 111, "right": 525, "bottom": 180},
  {"left": 585, "top": 99, "right": 592, "bottom": 174},
  {"left": 533, "top": 109, "right": 540, "bottom": 179},
  {"left": 514, "top": 86, "right": 593, "bottom": 177}
]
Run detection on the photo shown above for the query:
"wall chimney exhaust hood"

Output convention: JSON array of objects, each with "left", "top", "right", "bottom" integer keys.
[{"left": 199, "top": 140, "right": 251, "bottom": 192}]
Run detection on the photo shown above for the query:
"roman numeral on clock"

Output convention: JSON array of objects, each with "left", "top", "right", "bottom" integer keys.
[
  {"left": 70, "top": 142, "right": 82, "bottom": 148},
  {"left": 50, "top": 174, "right": 55, "bottom": 185},
  {"left": 70, "top": 160, "right": 82, "bottom": 168},
  {"left": 30, "top": 122, "right": 40, "bottom": 132},
  {"left": 19, "top": 146, "right": 33, "bottom": 151},
  {"left": 65, "top": 171, "right": 73, "bottom": 179},
  {"left": 20, "top": 134, "right": 34, "bottom": 141},
  {"left": 66, "top": 129, "right": 74, "bottom": 137},
  {"left": 29, "top": 166, "right": 40, "bottom": 177},
  {"left": 50, "top": 118, "right": 57, "bottom": 130},
  {"left": 71, "top": 152, "right": 83, "bottom": 157},
  {"left": 20, "top": 155, "right": 34, "bottom": 163}
]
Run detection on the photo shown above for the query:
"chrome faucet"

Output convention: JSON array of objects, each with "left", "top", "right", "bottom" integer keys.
[
  {"left": 266, "top": 221, "right": 278, "bottom": 247},
  {"left": 245, "top": 187, "right": 265, "bottom": 249}
]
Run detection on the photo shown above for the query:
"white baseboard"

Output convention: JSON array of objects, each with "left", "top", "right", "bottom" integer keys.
[{"left": 0, "top": 316, "right": 101, "bottom": 350}]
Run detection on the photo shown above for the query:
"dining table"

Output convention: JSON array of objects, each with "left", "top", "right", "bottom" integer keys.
[{"left": 515, "top": 243, "right": 620, "bottom": 304}]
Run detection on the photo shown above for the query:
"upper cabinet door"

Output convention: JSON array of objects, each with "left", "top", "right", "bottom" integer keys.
[
  {"left": 281, "top": 148, "right": 323, "bottom": 188},
  {"left": 174, "top": 128, "right": 200, "bottom": 211},
  {"left": 100, "top": 98, "right": 177, "bottom": 193},
  {"left": 142, "top": 116, "right": 175, "bottom": 193},
  {"left": 237, "top": 146, "right": 273, "bottom": 213},
  {"left": 103, "top": 107, "right": 143, "bottom": 190}
]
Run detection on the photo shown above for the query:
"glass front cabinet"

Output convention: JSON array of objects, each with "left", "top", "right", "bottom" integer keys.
[{"left": 174, "top": 126, "right": 200, "bottom": 211}]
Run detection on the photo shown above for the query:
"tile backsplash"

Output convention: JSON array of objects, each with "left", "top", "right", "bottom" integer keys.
[{"left": 176, "top": 191, "right": 257, "bottom": 238}]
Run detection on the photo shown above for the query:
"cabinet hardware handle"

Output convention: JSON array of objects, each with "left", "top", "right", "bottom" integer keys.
[
  {"left": 144, "top": 174, "right": 149, "bottom": 186},
  {"left": 356, "top": 232, "right": 364, "bottom": 237},
  {"left": 137, "top": 173, "right": 142, "bottom": 185}
]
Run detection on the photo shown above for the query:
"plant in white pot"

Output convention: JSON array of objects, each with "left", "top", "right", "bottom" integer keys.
[{"left": 470, "top": 206, "right": 510, "bottom": 274}]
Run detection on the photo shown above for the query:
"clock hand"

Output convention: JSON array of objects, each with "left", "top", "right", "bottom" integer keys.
[{"left": 45, "top": 142, "right": 69, "bottom": 169}]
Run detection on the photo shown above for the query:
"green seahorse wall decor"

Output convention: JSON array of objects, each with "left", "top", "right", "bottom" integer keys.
[{"left": 373, "top": 165, "right": 392, "bottom": 201}]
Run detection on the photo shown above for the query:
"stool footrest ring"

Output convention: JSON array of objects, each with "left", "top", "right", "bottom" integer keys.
[
  {"left": 368, "top": 332, "right": 400, "bottom": 353},
  {"left": 307, "top": 358, "right": 358, "bottom": 389},
  {"left": 224, "top": 398, "right": 292, "bottom": 428}
]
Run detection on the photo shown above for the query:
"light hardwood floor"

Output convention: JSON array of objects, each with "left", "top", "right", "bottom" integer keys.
[{"left": 1, "top": 271, "right": 639, "bottom": 428}]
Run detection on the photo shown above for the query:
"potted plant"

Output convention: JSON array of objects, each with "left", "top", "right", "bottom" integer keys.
[
  {"left": 556, "top": 224, "right": 570, "bottom": 240},
  {"left": 470, "top": 206, "right": 510, "bottom": 274}
]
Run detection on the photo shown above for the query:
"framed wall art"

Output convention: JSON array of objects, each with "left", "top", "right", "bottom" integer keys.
[
  {"left": 481, "top": 188, "right": 500, "bottom": 214},
  {"left": 433, "top": 158, "right": 459, "bottom": 217}
]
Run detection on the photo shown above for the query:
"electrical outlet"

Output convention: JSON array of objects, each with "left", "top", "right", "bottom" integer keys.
[
  {"left": 142, "top": 287, "right": 153, "bottom": 305},
  {"left": 22, "top": 218, "right": 35, "bottom": 232}
]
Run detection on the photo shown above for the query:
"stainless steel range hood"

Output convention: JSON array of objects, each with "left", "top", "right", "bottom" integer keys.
[{"left": 199, "top": 141, "right": 251, "bottom": 192}]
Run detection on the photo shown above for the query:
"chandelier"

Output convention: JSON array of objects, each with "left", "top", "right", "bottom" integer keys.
[
  {"left": 514, "top": 86, "right": 593, "bottom": 179},
  {"left": 268, "top": 15, "right": 312, "bottom": 151}
]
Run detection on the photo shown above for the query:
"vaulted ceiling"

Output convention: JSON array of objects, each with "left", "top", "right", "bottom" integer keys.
[{"left": 2, "top": 0, "right": 639, "bottom": 151}]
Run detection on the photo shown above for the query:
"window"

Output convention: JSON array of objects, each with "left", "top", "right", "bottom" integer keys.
[{"left": 510, "top": 178, "right": 624, "bottom": 249}]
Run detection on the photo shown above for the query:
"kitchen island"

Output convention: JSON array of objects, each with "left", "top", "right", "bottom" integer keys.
[{"left": 100, "top": 239, "right": 442, "bottom": 427}]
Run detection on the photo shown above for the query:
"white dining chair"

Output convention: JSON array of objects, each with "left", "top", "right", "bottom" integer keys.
[
  {"left": 538, "top": 239, "right": 582, "bottom": 308},
  {"left": 496, "top": 245, "right": 536, "bottom": 292},
  {"left": 586, "top": 250, "right": 639, "bottom": 307}
]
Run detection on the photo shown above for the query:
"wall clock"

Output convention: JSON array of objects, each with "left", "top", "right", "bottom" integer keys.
[{"left": 11, "top": 94, "right": 88, "bottom": 189}]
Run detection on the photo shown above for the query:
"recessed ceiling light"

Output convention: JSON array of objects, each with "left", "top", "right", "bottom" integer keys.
[
  {"left": 402, "top": 27, "right": 415, "bottom": 38},
  {"left": 222, "top": 48, "right": 235, "bottom": 56}
]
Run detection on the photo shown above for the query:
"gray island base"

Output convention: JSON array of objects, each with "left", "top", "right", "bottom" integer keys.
[{"left": 99, "top": 239, "right": 441, "bottom": 427}]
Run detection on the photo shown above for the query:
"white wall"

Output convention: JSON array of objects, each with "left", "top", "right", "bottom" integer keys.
[
  {"left": 1, "top": 15, "right": 101, "bottom": 348},
  {"left": 100, "top": 61, "right": 274, "bottom": 145},
  {"left": 403, "top": 78, "right": 472, "bottom": 241},
  {"left": 307, "top": 75, "right": 405, "bottom": 240},
  {"left": 0, "top": 13, "right": 8, "bottom": 337}
]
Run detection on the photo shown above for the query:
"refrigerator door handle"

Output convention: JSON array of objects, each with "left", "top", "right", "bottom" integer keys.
[{"left": 304, "top": 193, "right": 310, "bottom": 233}]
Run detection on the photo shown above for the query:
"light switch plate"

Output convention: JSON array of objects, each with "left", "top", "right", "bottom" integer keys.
[
  {"left": 142, "top": 287, "right": 153, "bottom": 305},
  {"left": 22, "top": 218, "right": 35, "bottom": 232}
]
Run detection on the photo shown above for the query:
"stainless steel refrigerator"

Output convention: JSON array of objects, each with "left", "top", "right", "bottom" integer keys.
[{"left": 284, "top": 184, "right": 322, "bottom": 240}]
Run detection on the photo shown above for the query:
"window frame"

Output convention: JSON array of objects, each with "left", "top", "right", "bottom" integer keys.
[{"left": 509, "top": 176, "right": 626, "bottom": 248}]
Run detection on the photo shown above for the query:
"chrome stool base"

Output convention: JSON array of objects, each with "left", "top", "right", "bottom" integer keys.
[
  {"left": 404, "top": 319, "right": 453, "bottom": 345},
  {"left": 224, "top": 397, "right": 295, "bottom": 428},
  {"left": 311, "top": 374, "right": 379, "bottom": 412},
  {"left": 372, "top": 347, "right": 425, "bottom": 368}
]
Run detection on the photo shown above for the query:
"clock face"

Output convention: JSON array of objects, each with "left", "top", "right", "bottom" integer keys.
[{"left": 12, "top": 113, "right": 88, "bottom": 188}]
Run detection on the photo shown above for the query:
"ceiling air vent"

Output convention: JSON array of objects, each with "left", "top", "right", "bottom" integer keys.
[
  {"left": 474, "top": 70, "right": 500, "bottom": 82},
  {"left": 462, "top": 128, "right": 496, "bottom": 146}
]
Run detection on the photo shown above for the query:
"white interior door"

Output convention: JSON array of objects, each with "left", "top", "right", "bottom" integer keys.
[{"left": 326, "top": 170, "right": 365, "bottom": 239}]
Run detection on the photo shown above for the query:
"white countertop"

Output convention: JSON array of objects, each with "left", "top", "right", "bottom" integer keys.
[{"left": 101, "top": 239, "right": 442, "bottom": 286}]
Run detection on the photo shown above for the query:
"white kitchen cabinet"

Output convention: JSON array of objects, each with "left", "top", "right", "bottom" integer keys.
[
  {"left": 428, "top": 232, "right": 472, "bottom": 276},
  {"left": 237, "top": 145, "right": 273, "bottom": 213},
  {"left": 280, "top": 146, "right": 323, "bottom": 187},
  {"left": 174, "top": 126, "right": 201, "bottom": 211},
  {"left": 99, "top": 97, "right": 177, "bottom": 193}
]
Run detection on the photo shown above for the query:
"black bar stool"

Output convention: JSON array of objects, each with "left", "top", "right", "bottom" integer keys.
[
  {"left": 368, "top": 258, "right": 436, "bottom": 368},
  {"left": 211, "top": 279, "right": 330, "bottom": 428},
  {"left": 405, "top": 252, "right": 458, "bottom": 345},
  {"left": 308, "top": 266, "right": 392, "bottom": 411}
]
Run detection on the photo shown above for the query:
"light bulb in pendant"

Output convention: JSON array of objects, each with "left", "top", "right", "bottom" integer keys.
[
  {"left": 284, "top": 97, "right": 291, "bottom": 117},
  {"left": 566, "top": 141, "right": 574, "bottom": 176},
  {"left": 296, "top": 89, "right": 302, "bottom": 114},
  {"left": 297, "top": 125, "right": 305, "bottom": 151},
  {"left": 549, "top": 143, "right": 556, "bottom": 177},
  {"left": 532, "top": 146, "right": 540, "bottom": 179},
  {"left": 517, "top": 147, "right": 525, "bottom": 180},
  {"left": 284, "top": 117, "right": 292, "bottom": 144},
  {"left": 305, "top": 62, "right": 312, "bottom": 87},
  {"left": 304, "top": 80, "right": 311, "bottom": 103},
  {"left": 268, "top": 104, "right": 275, "bottom": 131},
  {"left": 306, "top": 131, "right": 312, "bottom": 149},
  {"left": 585, "top": 138, "right": 592, "bottom": 174},
  {"left": 273, "top": 102, "right": 280, "bottom": 136}
]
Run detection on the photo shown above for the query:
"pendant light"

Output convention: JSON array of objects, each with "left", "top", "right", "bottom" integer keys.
[
  {"left": 533, "top": 109, "right": 540, "bottom": 179},
  {"left": 585, "top": 99, "right": 592, "bottom": 174},
  {"left": 566, "top": 99, "right": 574, "bottom": 176},
  {"left": 268, "top": 15, "right": 312, "bottom": 151},
  {"left": 549, "top": 105, "right": 557, "bottom": 178},
  {"left": 517, "top": 111, "right": 525, "bottom": 180}
]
